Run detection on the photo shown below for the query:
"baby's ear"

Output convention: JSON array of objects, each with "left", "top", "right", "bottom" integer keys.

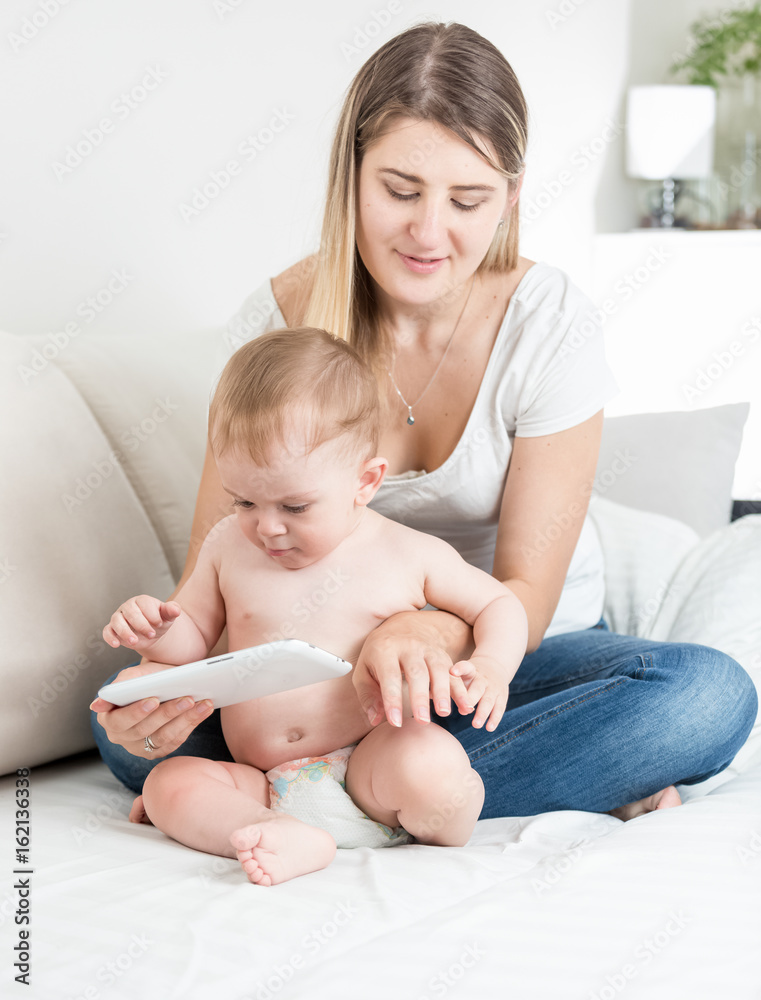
[{"left": 356, "top": 456, "right": 387, "bottom": 505}]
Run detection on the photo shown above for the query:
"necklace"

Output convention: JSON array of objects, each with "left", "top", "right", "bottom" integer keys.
[{"left": 386, "top": 275, "right": 476, "bottom": 426}]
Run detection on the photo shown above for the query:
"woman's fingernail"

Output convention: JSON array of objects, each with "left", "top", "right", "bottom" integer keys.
[
  {"left": 141, "top": 699, "right": 160, "bottom": 713},
  {"left": 436, "top": 700, "right": 449, "bottom": 714},
  {"left": 390, "top": 709, "right": 402, "bottom": 728},
  {"left": 417, "top": 707, "right": 430, "bottom": 723},
  {"left": 194, "top": 700, "right": 212, "bottom": 715},
  {"left": 177, "top": 698, "right": 194, "bottom": 711}
]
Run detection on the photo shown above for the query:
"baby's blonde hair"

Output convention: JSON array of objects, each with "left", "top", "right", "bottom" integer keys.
[{"left": 209, "top": 327, "right": 380, "bottom": 465}]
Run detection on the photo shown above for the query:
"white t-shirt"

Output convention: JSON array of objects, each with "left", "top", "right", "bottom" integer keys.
[{"left": 225, "top": 261, "right": 620, "bottom": 638}]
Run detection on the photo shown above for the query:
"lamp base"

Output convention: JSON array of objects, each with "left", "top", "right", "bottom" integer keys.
[{"left": 646, "top": 178, "right": 686, "bottom": 228}]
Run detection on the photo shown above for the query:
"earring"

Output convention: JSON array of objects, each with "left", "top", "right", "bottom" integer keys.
[{"left": 498, "top": 219, "right": 505, "bottom": 228}]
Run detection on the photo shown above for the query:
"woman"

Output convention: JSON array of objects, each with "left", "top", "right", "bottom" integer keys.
[{"left": 91, "top": 21, "right": 757, "bottom": 820}]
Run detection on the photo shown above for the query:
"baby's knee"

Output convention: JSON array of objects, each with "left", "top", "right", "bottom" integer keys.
[
  {"left": 142, "top": 755, "right": 196, "bottom": 803},
  {"left": 388, "top": 718, "right": 458, "bottom": 763},
  {"left": 398, "top": 739, "right": 484, "bottom": 836},
  {"left": 392, "top": 723, "right": 481, "bottom": 800}
]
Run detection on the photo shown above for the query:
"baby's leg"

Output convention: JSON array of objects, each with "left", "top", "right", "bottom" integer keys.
[
  {"left": 345, "top": 719, "right": 484, "bottom": 846},
  {"left": 141, "top": 756, "right": 335, "bottom": 885}
]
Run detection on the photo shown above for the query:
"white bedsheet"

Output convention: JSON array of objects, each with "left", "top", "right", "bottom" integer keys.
[
  {"left": 2, "top": 748, "right": 761, "bottom": 1000},
  {"left": 3, "top": 504, "right": 761, "bottom": 1000}
]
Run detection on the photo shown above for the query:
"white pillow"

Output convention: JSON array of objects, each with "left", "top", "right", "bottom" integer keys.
[
  {"left": 595, "top": 403, "right": 749, "bottom": 538},
  {"left": 647, "top": 513, "right": 761, "bottom": 778},
  {"left": 587, "top": 496, "right": 699, "bottom": 637},
  {"left": 647, "top": 514, "right": 761, "bottom": 661}
]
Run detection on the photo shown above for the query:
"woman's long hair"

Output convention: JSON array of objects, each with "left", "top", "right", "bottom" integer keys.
[{"left": 295, "top": 21, "right": 529, "bottom": 379}]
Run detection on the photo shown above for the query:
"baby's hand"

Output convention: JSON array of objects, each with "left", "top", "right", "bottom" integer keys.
[
  {"left": 103, "top": 596, "right": 181, "bottom": 652},
  {"left": 449, "top": 654, "right": 510, "bottom": 732}
]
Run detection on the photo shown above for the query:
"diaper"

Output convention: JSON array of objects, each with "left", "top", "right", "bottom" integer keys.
[{"left": 265, "top": 744, "right": 411, "bottom": 850}]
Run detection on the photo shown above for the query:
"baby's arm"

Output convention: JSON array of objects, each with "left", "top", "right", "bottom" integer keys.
[
  {"left": 419, "top": 534, "right": 529, "bottom": 732},
  {"left": 102, "top": 530, "right": 226, "bottom": 665}
]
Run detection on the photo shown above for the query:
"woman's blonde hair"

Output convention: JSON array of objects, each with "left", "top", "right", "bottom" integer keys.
[
  {"left": 208, "top": 327, "right": 380, "bottom": 465},
  {"left": 295, "top": 20, "right": 529, "bottom": 378}
]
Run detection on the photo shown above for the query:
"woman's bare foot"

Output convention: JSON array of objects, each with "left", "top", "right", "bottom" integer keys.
[
  {"left": 129, "top": 795, "right": 153, "bottom": 825},
  {"left": 607, "top": 784, "right": 682, "bottom": 821},
  {"left": 230, "top": 815, "right": 336, "bottom": 886}
]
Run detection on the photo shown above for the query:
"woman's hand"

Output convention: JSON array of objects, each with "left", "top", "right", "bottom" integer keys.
[
  {"left": 89, "top": 662, "right": 213, "bottom": 759},
  {"left": 353, "top": 610, "right": 475, "bottom": 728},
  {"left": 449, "top": 654, "right": 511, "bottom": 732}
]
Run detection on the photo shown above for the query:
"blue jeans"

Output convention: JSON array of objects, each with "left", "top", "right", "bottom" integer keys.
[{"left": 91, "top": 618, "right": 758, "bottom": 815}]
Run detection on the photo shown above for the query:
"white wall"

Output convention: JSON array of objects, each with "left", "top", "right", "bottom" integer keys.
[
  {"left": 592, "top": 230, "right": 761, "bottom": 497},
  {"left": 596, "top": 1, "right": 761, "bottom": 497},
  {"left": 0, "top": 0, "right": 629, "bottom": 339},
  {"left": 2, "top": 0, "right": 758, "bottom": 495}
]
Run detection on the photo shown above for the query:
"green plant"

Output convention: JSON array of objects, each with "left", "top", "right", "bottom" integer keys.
[{"left": 669, "top": 3, "right": 761, "bottom": 86}]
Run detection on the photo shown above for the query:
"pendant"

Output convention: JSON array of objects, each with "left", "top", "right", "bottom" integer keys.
[{"left": 406, "top": 411, "right": 415, "bottom": 426}]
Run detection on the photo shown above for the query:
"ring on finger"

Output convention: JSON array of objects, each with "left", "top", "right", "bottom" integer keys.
[{"left": 144, "top": 735, "right": 158, "bottom": 752}]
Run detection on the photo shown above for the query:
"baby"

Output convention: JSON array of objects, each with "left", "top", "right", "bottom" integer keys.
[{"left": 101, "top": 327, "right": 527, "bottom": 886}]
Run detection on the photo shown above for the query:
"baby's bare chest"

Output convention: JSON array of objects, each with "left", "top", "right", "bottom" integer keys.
[{"left": 220, "top": 548, "right": 425, "bottom": 663}]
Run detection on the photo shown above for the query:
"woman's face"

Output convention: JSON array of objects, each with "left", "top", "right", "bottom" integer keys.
[{"left": 355, "top": 117, "right": 514, "bottom": 309}]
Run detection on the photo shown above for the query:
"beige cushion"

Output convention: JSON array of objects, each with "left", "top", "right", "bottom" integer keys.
[
  {"left": 0, "top": 329, "right": 226, "bottom": 774},
  {"left": 26, "top": 329, "right": 231, "bottom": 580}
]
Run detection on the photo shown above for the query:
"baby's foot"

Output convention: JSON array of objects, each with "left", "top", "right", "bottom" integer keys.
[
  {"left": 607, "top": 784, "right": 682, "bottom": 821},
  {"left": 129, "top": 795, "right": 153, "bottom": 825},
  {"left": 230, "top": 815, "right": 336, "bottom": 886}
]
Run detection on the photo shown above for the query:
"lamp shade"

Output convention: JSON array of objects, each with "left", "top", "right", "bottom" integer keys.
[{"left": 626, "top": 85, "right": 716, "bottom": 179}]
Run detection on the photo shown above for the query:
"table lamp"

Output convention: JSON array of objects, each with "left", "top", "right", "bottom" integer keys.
[{"left": 626, "top": 85, "right": 716, "bottom": 228}]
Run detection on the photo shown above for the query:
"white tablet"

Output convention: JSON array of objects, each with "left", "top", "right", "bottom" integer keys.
[{"left": 97, "top": 639, "right": 352, "bottom": 708}]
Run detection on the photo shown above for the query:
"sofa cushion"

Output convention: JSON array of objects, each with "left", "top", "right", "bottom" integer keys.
[
  {"left": 586, "top": 496, "right": 700, "bottom": 638},
  {"left": 594, "top": 403, "right": 749, "bottom": 538},
  {"left": 0, "top": 332, "right": 177, "bottom": 774},
  {"left": 24, "top": 329, "right": 230, "bottom": 581}
]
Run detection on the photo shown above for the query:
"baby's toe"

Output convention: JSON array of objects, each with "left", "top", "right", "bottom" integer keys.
[
  {"left": 241, "top": 858, "right": 268, "bottom": 885},
  {"left": 230, "top": 824, "right": 262, "bottom": 852}
]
